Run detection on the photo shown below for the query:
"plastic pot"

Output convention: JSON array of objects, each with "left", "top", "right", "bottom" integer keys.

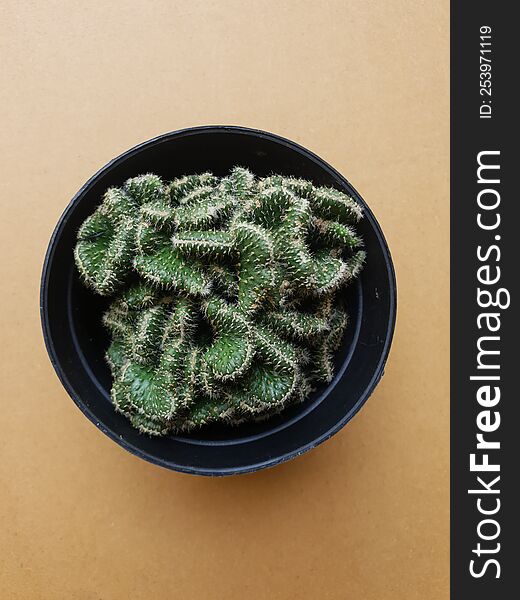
[{"left": 40, "top": 126, "right": 397, "bottom": 476}]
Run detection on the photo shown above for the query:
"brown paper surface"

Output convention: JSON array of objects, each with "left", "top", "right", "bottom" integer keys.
[{"left": 0, "top": 1, "right": 449, "bottom": 598}]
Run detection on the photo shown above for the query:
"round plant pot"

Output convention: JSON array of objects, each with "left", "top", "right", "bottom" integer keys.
[{"left": 40, "top": 126, "right": 397, "bottom": 476}]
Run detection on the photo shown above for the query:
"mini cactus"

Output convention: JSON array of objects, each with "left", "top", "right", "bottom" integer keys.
[{"left": 74, "top": 167, "right": 365, "bottom": 435}]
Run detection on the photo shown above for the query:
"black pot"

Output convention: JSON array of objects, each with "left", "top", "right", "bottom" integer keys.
[{"left": 40, "top": 126, "right": 397, "bottom": 476}]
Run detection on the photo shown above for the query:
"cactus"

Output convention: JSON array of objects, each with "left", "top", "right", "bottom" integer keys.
[{"left": 74, "top": 168, "right": 365, "bottom": 435}]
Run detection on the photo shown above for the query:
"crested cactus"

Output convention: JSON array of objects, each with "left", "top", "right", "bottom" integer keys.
[{"left": 74, "top": 167, "right": 365, "bottom": 435}]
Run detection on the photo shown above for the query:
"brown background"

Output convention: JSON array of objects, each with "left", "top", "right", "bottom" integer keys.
[{"left": 0, "top": 1, "right": 449, "bottom": 598}]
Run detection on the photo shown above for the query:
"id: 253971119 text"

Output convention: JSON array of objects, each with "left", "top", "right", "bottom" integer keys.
[{"left": 479, "top": 26, "right": 492, "bottom": 119}]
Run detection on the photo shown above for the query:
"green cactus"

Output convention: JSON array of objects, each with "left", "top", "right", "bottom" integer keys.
[{"left": 74, "top": 167, "right": 365, "bottom": 435}]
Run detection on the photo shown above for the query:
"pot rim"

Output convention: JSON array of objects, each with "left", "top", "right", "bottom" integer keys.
[{"left": 40, "top": 125, "right": 397, "bottom": 476}]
